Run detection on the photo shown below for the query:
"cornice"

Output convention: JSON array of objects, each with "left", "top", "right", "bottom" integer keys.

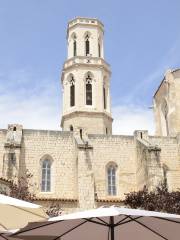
[{"left": 61, "top": 111, "right": 113, "bottom": 127}]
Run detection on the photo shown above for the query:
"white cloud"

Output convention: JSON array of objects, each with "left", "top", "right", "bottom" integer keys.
[
  {"left": 0, "top": 93, "right": 60, "bottom": 130},
  {"left": 0, "top": 69, "right": 61, "bottom": 130},
  {"left": 112, "top": 105, "right": 155, "bottom": 135}
]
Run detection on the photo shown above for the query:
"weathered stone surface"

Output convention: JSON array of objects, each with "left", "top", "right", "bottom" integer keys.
[{"left": 154, "top": 69, "right": 180, "bottom": 137}]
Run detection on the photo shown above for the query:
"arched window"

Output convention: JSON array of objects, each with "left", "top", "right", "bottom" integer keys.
[
  {"left": 8, "top": 152, "right": 16, "bottom": 165},
  {"left": 80, "top": 129, "right": 83, "bottom": 139},
  {"left": 73, "top": 39, "right": 77, "bottom": 57},
  {"left": 107, "top": 164, "right": 117, "bottom": 195},
  {"left": 85, "top": 33, "right": 90, "bottom": 56},
  {"left": 86, "top": 73, "right": 92, "bottom": 105},
  {"left": 70, "top": 125, "right": 73, "bottom": 131},
  {"left": 103, "top": 86, "right": 106, "bottom": 109},
  {"left": 98, "top": 42, "right": 101, "bottom": 57},
  {"left": 71, "top": 33, "right": 77, "bottom": 57},
  {"left": 98, "top": 37, "right": 101, "bottom": 58},
  {"left": 70, "top": 75, "right": 75, "bottom": 107},
  {"left": 41, "top": 159, "right": 51, "bottom": 192}
]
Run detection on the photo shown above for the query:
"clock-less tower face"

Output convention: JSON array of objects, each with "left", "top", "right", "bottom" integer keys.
[{"left": 61, "top": 17, "right": 113, "bottom": 135}]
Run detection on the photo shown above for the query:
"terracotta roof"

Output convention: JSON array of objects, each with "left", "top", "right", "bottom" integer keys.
[
  {"left": 34, "top": 197, "right": 78, "bottom": 202},
  {"left": 96, "top": 198, "right": 123, "bottom": 203},
  {"left": 35, "top": 197, "right": 123, "bottom": 203},
  {"left": 0, "top": 177, "right": 12, "bottom": 184}
]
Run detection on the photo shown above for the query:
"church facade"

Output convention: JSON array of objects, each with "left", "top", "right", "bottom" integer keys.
[{"left": 0, "top": 17, "right": 180, "bottom": 213}]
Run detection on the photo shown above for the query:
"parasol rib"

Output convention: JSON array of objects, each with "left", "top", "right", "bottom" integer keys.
[
  {"left": 115, "top": 216, "right": 142, "bottom": 227},
  {"left": 84, "top": 218, "right": 108, "bottom": 226},
  {"left": 12, "top": 220, "right": 64, "bottom": 236},
  {"left": 52, "top": 220, "right": 88, "bottom": 240},
  {"left": 96, "top": 217, "right": 109, "bottom": 225},
  {"left": 0, "top": 233, "right": 9, "bottom": 240},
  {"left": 154, "top": 216, "right": 180, "bottom": 224},
  {"left": 114, "top": 216, "right": 129, "bottom": 226},
  {"left": 0, "top": 223, "right": 8, "bottom": 231}
]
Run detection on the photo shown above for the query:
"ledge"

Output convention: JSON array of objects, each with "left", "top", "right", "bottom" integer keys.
[
  {"left": 62, "top": 56, "right": 111, "bottom": 75},
  {"left": 4, "top": 143, "right": 21, "bottom": 148},
  {"left": 61, "top": 111, "right": 113, "bottom": 127}
]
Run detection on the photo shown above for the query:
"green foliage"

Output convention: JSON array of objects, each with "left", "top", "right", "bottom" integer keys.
[{"left": 124, "top": 183, "right": 180, "bottom": 214}]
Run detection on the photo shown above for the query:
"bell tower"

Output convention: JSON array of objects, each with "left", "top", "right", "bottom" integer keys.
[{"left": 61, "top": 17, "right": 113, "bottom": 135}]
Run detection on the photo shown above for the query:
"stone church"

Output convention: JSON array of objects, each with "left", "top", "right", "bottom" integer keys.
[{"left": 0, "top": 17, "right": 180, "bottom": 213}]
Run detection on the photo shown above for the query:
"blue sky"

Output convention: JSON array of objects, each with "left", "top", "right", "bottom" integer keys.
[{"left": 0, "top": 0, "right": 180, "bottom": 134}]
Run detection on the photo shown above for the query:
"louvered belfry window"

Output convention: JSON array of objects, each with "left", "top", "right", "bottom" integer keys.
[
  {"left": 73, "top": 40, "right": 77, "bottom": 57},
  {"left": 85, "top": 34, "right": 90, "bottom": 56},
  {"left": 70, "top": 76, "right": 75, "bottom": 107},
  {"left": 86, "top": 74, "right": 92, "bottom": 105}
]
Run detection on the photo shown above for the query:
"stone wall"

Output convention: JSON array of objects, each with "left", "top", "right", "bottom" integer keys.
[
  {"left": 89, "top": 134, "right": 137, "bottom": 200},
  {"left": 62, "top": 112, "right": 112, "bottom": 135},
  {"left": 0, "top": 130, "right": 6, "bottom": 177},
  {"left": 154, "top": 69, "right": 180, "bottom": 136},
  {"left": 1, "top": 125, "right": 180, "bottom": 212},
  {"left": 19, "top": 130, "right": 78, "bottom": 199},
  {"left": 0, "top": 177, "right": 10, "bottom": 194},
  {"left": 135, "top": 130, "right": 163, "bottom": 191},
  {"left": 149, "top": 135, "right": 180, "bottom": 191}
]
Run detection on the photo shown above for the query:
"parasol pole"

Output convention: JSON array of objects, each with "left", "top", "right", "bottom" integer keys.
[{"left": 110, "top": 216, "right": 115, "bottom": 240}]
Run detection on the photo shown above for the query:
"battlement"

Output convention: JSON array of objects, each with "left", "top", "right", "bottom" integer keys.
[{"left": 68, "top": 17, "right": 104, "bottom": 31}]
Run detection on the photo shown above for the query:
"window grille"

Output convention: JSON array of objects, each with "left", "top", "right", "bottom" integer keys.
[
  {"left": 107, "top": 165, "right": 117, "bottom": 195},
  {"left": 41, "top": 159, "right": 51, "bottom": 192}
]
